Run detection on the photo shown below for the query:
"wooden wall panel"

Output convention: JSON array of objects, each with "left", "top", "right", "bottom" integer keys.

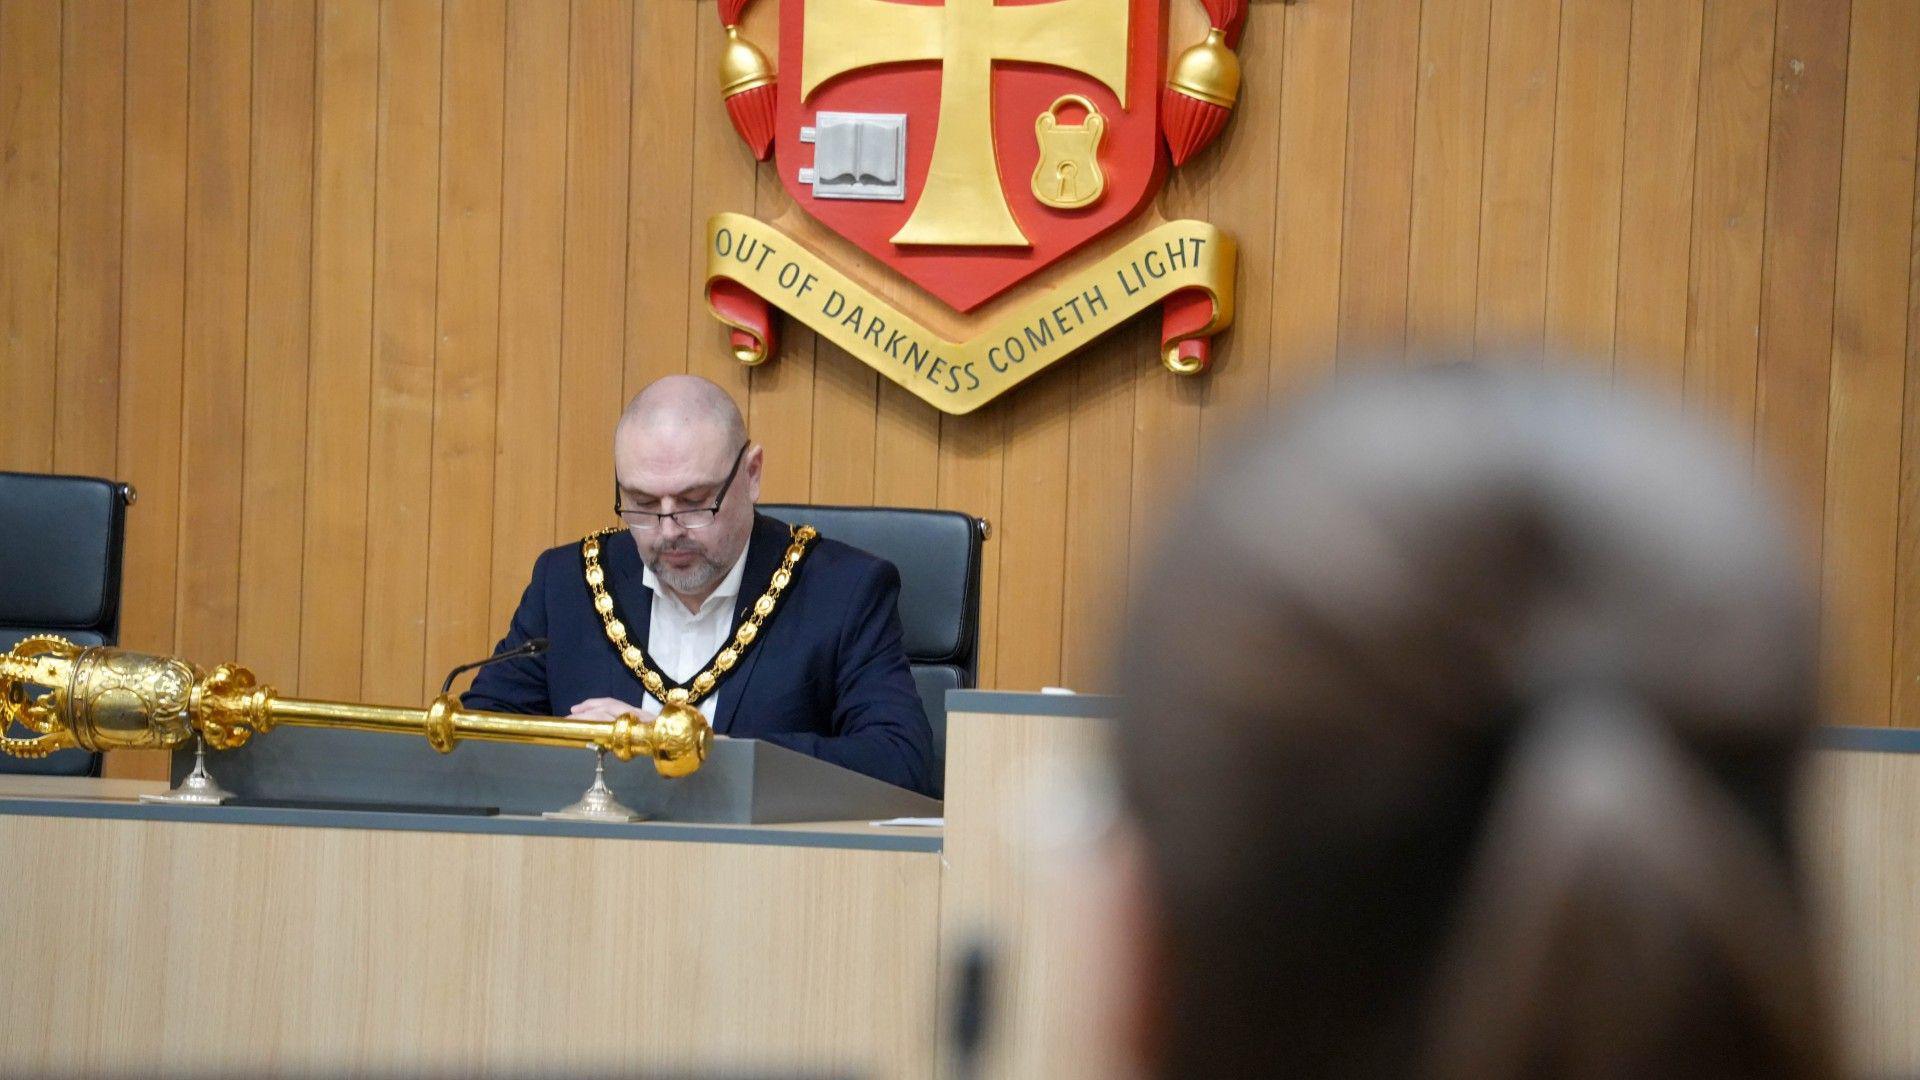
[
  {"left": 1541, "top": 0, "right": 1630, "bottom": 361},
  {"left": 236, "top": 0, "right": 316, "bottom": 682},
  {"left": 357, "top": 0, "right": 440, "bottom": 704},
  {"left": 552, "top": 0, "right": 632, "bottom": 543},
  {"left": 1683, "top": 0, "right": 1776, "bottom": 444},
  {"left": 1754, "top": 0, "right": 1849, "bottom": 550},
  {"left": 1612, "top": 0, "right": 1703, "bottom": 395},
  {"left": 298, "top": 0, "right": 378, "bottom": 700},
  {"left": 421, "top": 0, "right": 507, "bottom": 700},
  {"left": 1473, "top": 0, "right": 1558, "bottom": 357},
  {"left": 0, "top": 0, "right": 61, "bottom": 475},
  {"left": 53, "top": 0, "right": 123, "bottom": 479},
  {"left": 485, "top": 0, "right": 568, "bottom": 639},
  {"left": 1336, "top": 0, "right": 1415, "bottom": 363},
  {"left": 1406, "top": 0, "right": 1491, "bottom": 353},
  {"left": 174, "top": 0, "right": 250, "bottom": 664},
  {"left": 115, "top": 0, "right": 189, "bottom": 656},
  {"left": 1820, "top": 0, "right": 1920, "bottom": 732},
  {"left": 1267, "top": 0, "right": 1350, "bottom": 394},
  {"left": 6, "top": 0, "right": 1919, "bottom": 747}
]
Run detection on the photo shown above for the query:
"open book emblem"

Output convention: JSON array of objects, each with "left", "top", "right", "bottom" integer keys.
[{"left": 798, "top": 112, "right": 908, "bottom": 201}]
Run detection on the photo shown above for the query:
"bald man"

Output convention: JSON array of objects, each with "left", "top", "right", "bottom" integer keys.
[{"left": 463, "top": 376, "right": 935, "bottom": 795}]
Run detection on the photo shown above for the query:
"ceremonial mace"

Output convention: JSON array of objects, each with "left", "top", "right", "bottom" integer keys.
[{"left": 0, "top": 635, "right": 711, "bottom": 781}]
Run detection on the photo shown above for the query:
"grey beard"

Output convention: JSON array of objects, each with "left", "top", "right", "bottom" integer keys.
[{"left": 649, "top": 552, "right": 727, "bottom": 598}]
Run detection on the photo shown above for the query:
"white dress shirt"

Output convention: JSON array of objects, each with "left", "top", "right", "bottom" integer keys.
[{"left": 639, "top": 541, "right": 751, "bottom": 724}]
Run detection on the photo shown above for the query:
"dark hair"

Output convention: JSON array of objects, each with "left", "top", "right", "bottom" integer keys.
[{"left": 1115, "top": 365, "right": 1836, "bottom": 1079}]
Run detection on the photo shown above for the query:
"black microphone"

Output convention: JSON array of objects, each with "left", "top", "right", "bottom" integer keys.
[{"left": 439, "top": 637, "right": 550, "bottom": 696}]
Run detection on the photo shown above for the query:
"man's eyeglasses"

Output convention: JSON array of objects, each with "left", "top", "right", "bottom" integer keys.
[{"left": 613, "top": 442, "right": 750, "bottom": 531}]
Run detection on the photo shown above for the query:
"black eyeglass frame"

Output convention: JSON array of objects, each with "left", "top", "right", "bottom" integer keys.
[{"left": 613, "top": 441, "right": 751, "bottom": 531}]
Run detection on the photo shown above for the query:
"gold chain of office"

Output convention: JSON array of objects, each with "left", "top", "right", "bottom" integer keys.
[{"left": 580, "top": 523, "right": 817, "bottom": 707}]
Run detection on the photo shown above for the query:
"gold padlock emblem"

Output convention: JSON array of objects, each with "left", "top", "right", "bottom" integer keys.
[{"left": 1032, "top": 95, "right": 1107, "bottom": 211}]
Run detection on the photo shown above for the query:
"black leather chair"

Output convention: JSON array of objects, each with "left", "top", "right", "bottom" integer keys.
[
  {"left": 761, "top": 503, "right": 987, "bottom": 798},
  {"left": 0, "top": 471, "right": 135, "bottom": 777}
]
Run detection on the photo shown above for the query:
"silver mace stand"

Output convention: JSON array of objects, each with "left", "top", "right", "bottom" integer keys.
[
  {"left": 542, "top": 747, "right": 644, "bottom": 822},
  {"left": 138, "top": 737, "right": 233, "bottom": 805}
]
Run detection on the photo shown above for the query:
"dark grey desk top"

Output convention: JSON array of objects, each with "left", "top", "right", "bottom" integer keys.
[
  {"left": 942, "top": 696, "right": 1917, "bottom": 756},
  {"left": 1815, "top": 725, "right": 1920, "bottom": 755},
  {"left": 0, "top": 792, "right": 943, "bottom": 853},
  {"left": 946, "top": 689, "right": 1122, "bottom": 719}
]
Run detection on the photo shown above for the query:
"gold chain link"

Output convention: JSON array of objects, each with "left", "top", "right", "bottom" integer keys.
[{"left": 581, "top": 524, "right": 817, "bottom": 707}]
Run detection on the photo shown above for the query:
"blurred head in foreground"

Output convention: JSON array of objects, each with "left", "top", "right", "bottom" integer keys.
[{"left": 1111, "top": 364, "right": 1835, "bottom": 1079}]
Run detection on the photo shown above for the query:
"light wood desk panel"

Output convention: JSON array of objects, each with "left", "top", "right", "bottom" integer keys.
[
  {"left": 0, "top": 795, "right": 940, "bottom": 1079},
  {"left": 1809, "top": 732, "right": 1920, "bottom": 1078}
]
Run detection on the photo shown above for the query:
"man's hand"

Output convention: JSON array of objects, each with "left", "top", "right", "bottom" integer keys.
[{"left": 568, "top": 697, "right": 656, "bottom": 723}]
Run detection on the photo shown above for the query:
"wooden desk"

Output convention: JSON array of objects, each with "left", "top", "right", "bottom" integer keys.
[
  {"left": 9, "top": 700, "right": 1911, "bottom": 1079},
  {"left": 0, "top": 778, "right": 942, "bottom": 1078}
]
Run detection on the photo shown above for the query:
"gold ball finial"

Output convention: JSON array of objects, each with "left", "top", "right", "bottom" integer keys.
[
  {"left": 1167, "top": 27, "right": 1241, "bottom": 109},
  {"left": 719, "top": 24, "right": 775, "bottom": 97}
]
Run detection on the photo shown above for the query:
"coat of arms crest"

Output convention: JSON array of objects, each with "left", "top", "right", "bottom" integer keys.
[{"left": 705, "top": 0, "right": 1248, "bottom": 414}]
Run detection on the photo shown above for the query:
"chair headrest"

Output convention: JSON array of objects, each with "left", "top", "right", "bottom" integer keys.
[
  {"left": 760, "top": 504, "right": 982, "bottom": 667},
  {"left": 0, "top": 471, "right": 129, "bottom": 634}
]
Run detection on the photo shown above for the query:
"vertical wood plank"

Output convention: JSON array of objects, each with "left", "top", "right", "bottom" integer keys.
[
  {"left": 1612, "top": 0, "right": 1704, "bottom": 394},
  {"left": 1059, "top": 333, "right": 1136, "bottom": 692},
  {"left": 54, "top": 0, "right": 124, "bottom": 477},
  {"left": 1896, "top": 140, "right": 1920, "bottom": 728},
  {"left": 1406, "top": 0, "right": 1492, "bottom": 354},
  {"left": 1473, "top": 0, "right": 1560, "bottom": 355},
  {"left": 1821, "top": 0, "right": 1920, "bottom": 727},
  {"left": 1683, "top": 0, "right": 1776, "bottom": 441},
  {"left": 0, "top": 0, "right": 61, "bottom": 473},
  {"left": 872, "top": 382, "right": 941, "bottom": 508},
  {"left": 1541, "top": 0, "right": 1630, "bottom": 361},
  {"left": 938, "top": 404, "right": 1005, "bottom": 688},
  {"left": 421, "top": 0, "right": 507, "bottom": 700},
  {"left": 236, "top": 0, "right": 317, "bottom": 682},
  {"left": 1336, "top": 0, "right": 1417, "bottom": 362},
  {"left": 809, "top": 345, "right": 879, "bottom": 505},
  {"left": 624, "top": 0, "right": 695, "bottom": 397},
  {"left": 993, "top": 364, "right": 1072, "bottom": 692},
  {"left": 1268, "top": 0, "right": 1351, "bottom": 394},
  {"left": 357, "top": 0, "right": 441, "bottom": 703},
  {"left": 747, "top": 336, "right": 816, "bottom": 503},
  {"left": 743, "top": 70, "right": 816, "bottom": 506},
  {"left": 115, "top": 0, "right": 189, "bottom": 656},
  {"left": 1753, "top": 0, "right": 1850, "bottom": 550},
  {"left": 175, "top": 0, "right": 251, "bottom": 664},
  {"left": 552, "top": 0, "right": 631, "bottom": 542},
  {"left": 486, "top": 0, "right": 569, "bottom": 639},
  {"left": 298, "top": 0, "right": 379, "bottom": 698}
]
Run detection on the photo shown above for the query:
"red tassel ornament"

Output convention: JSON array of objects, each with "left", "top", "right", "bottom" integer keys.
[
  {"left": 1162, "top": 27, "right": 1240, "bottom": 166},
  {"left": 1162, "top": 0, "right": 1247, "bottom": 166},
  {"left": 1199, "top": 0, "right": 1249, "bottom": 47},
  {"left": 718, "top": 5, "right": 776, "bottom": 161}
]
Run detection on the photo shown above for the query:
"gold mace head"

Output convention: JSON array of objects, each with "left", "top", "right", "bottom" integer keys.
[
  {"left": 1167, "top": 27, "right": 1241, "bottom": 109},
  {"left": 645, "top": 701, "right": 714, "bottom": 779},
  {"left": 719, "top": 24, "right": 776, "bottom": 97},
  {"left": 1, "top": 636, "right": 203, "bottom": 754}
]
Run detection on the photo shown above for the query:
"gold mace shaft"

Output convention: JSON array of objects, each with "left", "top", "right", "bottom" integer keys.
[{"left": 0, "top": 637, "right": 711, "bottom": 778}]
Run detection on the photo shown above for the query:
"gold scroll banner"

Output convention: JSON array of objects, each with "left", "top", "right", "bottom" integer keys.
[{"left": 704, "top": 212, "right": 1236, "bottom": 415}]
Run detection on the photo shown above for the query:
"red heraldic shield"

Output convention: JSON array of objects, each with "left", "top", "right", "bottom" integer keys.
[{"left": 777, "top": 0, "right": 1167, "bottom": 314}]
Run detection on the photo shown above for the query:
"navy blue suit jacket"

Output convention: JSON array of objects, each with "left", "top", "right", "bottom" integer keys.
[{"left": 463, "top": 513, "right": 935, "bottom": 796}]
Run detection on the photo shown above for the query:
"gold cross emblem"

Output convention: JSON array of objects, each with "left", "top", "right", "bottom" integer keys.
[{"left": 800, "top": 0, "right": 1130, "bottom": 248}]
